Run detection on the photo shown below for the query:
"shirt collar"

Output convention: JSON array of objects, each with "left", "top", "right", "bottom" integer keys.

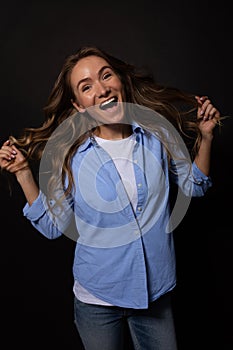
[{"left": 77, "top": 122, "right": 144, "bottom": 153}]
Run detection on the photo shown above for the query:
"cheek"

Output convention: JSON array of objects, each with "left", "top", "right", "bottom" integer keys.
[
  {"left": 75, "top": 93, "right": 94, "bottom": 108},
  {"left": 115, "top": 80, "right": 125, "bottom": 97},
  {"left": 115, "top": 79, "right": 123, "bottom": 89},
  {"left": 118, "top": 84, "right": 125, "bottom": 100}
]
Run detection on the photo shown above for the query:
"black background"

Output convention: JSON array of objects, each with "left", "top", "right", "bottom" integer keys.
[{"left": 1, "top": 0, "right": 232, "bottom": 349}]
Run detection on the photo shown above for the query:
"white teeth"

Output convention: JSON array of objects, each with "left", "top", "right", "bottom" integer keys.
[{"left": 100, "top": 97, "right": 116, "bottom": 108}]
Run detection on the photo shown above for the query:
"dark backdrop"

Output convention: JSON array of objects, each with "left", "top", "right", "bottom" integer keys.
[{"left": 1, "top": 1, "right": 232, "bottom": 349}]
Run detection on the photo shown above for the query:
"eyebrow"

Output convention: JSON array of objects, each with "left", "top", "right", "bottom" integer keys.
[{"left": 76, "top": 65, "right": 112, "bottom": 89}]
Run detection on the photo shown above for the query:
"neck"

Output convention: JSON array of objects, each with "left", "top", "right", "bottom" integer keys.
[{"left": 94, "top": 124, "right": 132, "bottom": 140}]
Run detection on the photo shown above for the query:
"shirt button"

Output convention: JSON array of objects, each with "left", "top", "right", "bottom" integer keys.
[
  {"left": 137, "top": 183, "right": 142, "bottom": 187},
  {"left": 134, "top": 159, "right": 138, "bottom": 164},
  {"left": 134, "top": 230, "right": 139, "bottom": 235},
  {"left": 138, "top": 207, "right": 142, "bottom": 211}
]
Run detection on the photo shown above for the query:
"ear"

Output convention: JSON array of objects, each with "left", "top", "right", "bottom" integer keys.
[{"left": 71, "top": 99, "right": 86, "bottom": 113}]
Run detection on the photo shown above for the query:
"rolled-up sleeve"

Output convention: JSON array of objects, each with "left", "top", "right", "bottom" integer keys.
[
  {"left": 23, "top": 190, "right": 74, "bottom": 239},
  {"left": 169, "top": 159, "right": 212, "bottom": 197}
]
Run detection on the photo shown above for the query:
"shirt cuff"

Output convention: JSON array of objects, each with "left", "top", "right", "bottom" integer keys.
[
  {"left": 23, "top": 190, "right": 46, "bottom": 221},
  {"left": 192, "top": 162, "right": 212, "bottom": 186}
]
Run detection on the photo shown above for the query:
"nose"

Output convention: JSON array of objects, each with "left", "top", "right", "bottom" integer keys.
[{"left": 95, "top": 81, "right": 110, "bottom": 98}]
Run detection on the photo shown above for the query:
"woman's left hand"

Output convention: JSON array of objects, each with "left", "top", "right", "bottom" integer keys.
[{"left": 195, "top": 95, "right": 221, "bottom": 138}]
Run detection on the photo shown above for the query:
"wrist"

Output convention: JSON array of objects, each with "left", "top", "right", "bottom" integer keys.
[
  {"left": 201, "top": 133, "right": 214, "bottom": 142},
  {"left": 15, "top": 167, "right": 34, "bottom": 184}
]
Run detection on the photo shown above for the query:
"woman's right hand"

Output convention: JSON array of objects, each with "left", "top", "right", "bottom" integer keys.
[
  {"left": 1, "top": 139, "right": 40, "bottom": 204},
  {"left": 0, "top": 140, "right": 29, "bottom": 175}
]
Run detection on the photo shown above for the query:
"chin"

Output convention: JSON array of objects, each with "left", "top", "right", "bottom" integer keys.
[{"left": 87, "top": 103, "right": 126, "bottom": 125}]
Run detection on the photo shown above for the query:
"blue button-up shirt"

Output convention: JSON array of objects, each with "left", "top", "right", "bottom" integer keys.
[{"left": 23, "top": 123, "right": 212, "bottom": 309}]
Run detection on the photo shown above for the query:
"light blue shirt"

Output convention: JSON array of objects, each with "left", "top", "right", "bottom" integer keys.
[{"left": 23, "top": 123, "right": 212, "bottom": 309}]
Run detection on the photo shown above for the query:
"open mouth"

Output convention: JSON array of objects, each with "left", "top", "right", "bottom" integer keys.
[{"left": 99, "top": 97, "right": 118, "bottom": 110}]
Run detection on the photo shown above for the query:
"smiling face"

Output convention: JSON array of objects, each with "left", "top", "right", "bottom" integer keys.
[{"left": 70, "top": 55, "right": 126, "bottom": 124}]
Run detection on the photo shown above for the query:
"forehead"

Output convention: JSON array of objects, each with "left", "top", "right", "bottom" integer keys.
[{"left": 70, "top": 55, "right": 110, "bottom": 85}]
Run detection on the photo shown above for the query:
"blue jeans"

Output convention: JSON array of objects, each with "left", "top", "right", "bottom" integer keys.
[{"left": 74, "top": 292, "right": 177, "bottom": 350}]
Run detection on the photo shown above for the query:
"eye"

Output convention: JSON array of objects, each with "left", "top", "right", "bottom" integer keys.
[
  {"left": 103, "top": 72, "right": 112, "bottom": 80},
  {"left": 82, "top": 85, "right": 91, "bottom": 92}
]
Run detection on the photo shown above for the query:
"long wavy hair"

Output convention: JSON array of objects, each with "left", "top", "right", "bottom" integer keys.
[{"left": 9, "top": 46, "right": 205, "bottom": 203}]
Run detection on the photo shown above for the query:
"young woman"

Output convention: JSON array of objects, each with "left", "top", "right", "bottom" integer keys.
[{"left": 0, "top": 46, "right": 221, "bottom": 350}]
